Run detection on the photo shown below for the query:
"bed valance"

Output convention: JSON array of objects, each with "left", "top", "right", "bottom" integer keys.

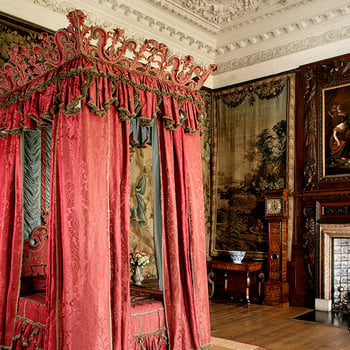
[{"left": 0, "top": 10, "right": 215, "bottom": 137}]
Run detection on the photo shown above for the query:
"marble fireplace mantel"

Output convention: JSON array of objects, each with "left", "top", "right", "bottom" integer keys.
[{"left": 316, "top": 223, "right": 350, "bottom": 311}]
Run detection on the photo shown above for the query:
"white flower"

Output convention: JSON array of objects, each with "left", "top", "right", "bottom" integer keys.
[{"left": 130, "top": 249, "right": 150, "bottom": 267}]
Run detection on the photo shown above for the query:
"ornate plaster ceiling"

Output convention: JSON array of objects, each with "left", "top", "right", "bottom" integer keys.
[{"left": 2, "top": 0, "right": 350, "bottom": 88}]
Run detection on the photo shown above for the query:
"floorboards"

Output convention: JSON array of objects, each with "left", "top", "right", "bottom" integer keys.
[{"left": 210, "top": 300, "right": 350, "bottom": 350}]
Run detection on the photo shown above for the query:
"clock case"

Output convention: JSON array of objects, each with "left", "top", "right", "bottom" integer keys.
[
  {"left": 263, "top": 189, "right": 290, "bottom": 307},
  {"left": 263, "top": 189, "right": 289, "bottom": 218}
]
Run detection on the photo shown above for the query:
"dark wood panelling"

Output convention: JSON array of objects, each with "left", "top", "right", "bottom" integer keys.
[{"left": 291, "top": 52, "right": 350, "bottom": 307}]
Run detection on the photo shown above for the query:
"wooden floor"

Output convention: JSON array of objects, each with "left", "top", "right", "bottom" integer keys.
[{"left": 210, "top": 300, "right": 350, "bottom": 350}]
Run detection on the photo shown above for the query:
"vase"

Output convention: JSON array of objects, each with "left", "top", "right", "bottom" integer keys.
[{"left": 132, "top": 266, "right": 144, "bottom": 285}]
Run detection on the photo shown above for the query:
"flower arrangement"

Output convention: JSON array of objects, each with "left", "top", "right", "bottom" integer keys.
[{"left": 129, "top": 249, "right": 150, "bottom": 267}]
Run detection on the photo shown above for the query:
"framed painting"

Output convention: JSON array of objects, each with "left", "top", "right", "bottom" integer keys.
[
  {"left": 320, "top": 82, "right": 350, "bottom": 180},
  {"left": 210, "top": 73, "right": 295, "bottom": 259}
]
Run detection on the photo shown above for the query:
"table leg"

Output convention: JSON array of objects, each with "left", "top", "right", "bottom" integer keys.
[
  {"left": 208, "top": 271, "right": 215, "bottom": 299},
  {"left": 258, "top": 272, "right": 265, "bottom": 302},
  {"left": 246, "top": 272, "right": 251, "bottom": 308}
]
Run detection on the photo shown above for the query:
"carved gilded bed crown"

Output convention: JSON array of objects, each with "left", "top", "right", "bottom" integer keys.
[{"left": 0, "top": 9, "right": 216, "bottom": 97}]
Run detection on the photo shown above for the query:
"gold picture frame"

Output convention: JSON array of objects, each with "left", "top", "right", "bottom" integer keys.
[{"left": 320, "top": 82, "right": 350, "bottom": 180}]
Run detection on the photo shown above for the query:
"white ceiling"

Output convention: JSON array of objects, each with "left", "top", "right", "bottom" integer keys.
[{"left": 2, "top": 0, "right": 350, "bottom": 89}]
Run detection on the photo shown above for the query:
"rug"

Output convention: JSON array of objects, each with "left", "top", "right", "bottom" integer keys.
[{"left": 211, "top": 337, "right": 270, "bottom": 350}]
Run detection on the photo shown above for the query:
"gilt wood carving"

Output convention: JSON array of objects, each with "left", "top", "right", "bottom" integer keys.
[
  {"left": 303, "top": 56, "right": 350, "bottom": 189},
  {"left": 300, "top": 55, "right": 350, "bottom": 303},
  {"left": 302, "top": 209, "right": 316, "bottom": 294}
]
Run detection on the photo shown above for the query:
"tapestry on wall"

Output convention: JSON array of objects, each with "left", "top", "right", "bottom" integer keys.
[
  {"left": 0, "top": 13, "right": 50, "bottom": 67},
  {"left": 200, "top": 89, "right": 213, "bottom": 255},
  {"left": 211, "top": 74, "right": 294, "bottom": 257},
  {"left": 129, "top": 145, "right": 157, "bottom": 279}
]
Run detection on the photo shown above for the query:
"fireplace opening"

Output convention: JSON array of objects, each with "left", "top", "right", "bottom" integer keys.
[
  {"left": 294, "top": 235, "right": 350, "bottom": 328},
  {"left": 332, "top": 238, "right": 350, "bottom": 312},
  {"left": 317, "top": 224, "right": 350, "bottom": 305}
]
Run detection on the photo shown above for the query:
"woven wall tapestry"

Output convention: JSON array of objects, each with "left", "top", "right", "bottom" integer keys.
[{"left": 211, "top": 73, "right": 295, "bottom": 258}]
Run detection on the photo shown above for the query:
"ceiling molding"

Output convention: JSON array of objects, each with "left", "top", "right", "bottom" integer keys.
[
  {"left": 32, "top": 0, "right": 350, "bottom": 59},
  {"left": 3, "top": 0, "right": 350, "bottom": 88},
  {"left": 216, "top": 5, "right": 350, "bottom": 52},
  {"left": 33, "top": 0, "right": 217, "bottom": 55},
  {"left": 217, "top": 0, "right": 314, "bottom": 33},
  {"left": 212, "top": 36, "right": 350, "bottom": 89},
  {"left": 148, "top": 0, "right": 315, "bottom": 33},
  {"left": 216, "top": 24, "right": 350, "bottom": 74}
]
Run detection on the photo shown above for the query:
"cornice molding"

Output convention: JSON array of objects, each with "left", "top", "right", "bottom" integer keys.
[
  {"left": 216, "top": 24, "right": 350, "bottom": 74},
  {"left": 33, "top": 0, "right": 350, "bottom": 59},
  {"left": 149, "top": 0, "right": 316, "bottom": 34},
  {"left": 218, "top": 0, "right": 314, "bottom": 33},
  {"left": 33, "top": 0, "right": 217, "bottom": 55},
  {"left": 216, "top": 4, "right": 350, "bottom": 53},
  {"left": 165, "top": 0, "right": 273, "bottom": 26}
]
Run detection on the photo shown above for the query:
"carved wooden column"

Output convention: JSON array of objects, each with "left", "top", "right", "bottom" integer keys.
[{"left": 263, "top": 189, "right": 290, "bottom": 307}]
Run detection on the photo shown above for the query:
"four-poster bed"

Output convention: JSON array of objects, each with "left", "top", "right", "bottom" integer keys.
[{"left": 0, "top": 10, "right": 216, "bottom": 350}]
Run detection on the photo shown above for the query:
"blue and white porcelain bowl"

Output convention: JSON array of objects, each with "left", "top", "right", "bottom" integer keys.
[{"left": 228, "top": 250, "right": 246, "bottom": 264}]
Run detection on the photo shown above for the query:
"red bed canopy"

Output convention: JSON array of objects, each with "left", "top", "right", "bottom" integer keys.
[{"left": 0, "top": 9, "right": 215, "bottom": 350}]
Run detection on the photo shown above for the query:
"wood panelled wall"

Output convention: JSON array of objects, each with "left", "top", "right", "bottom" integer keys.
[
  {"left": 292, "top": 53, "right": 350, "bottom": 307},
  {"left": 208, "top": 53, "right": 350, "bottom": 308}
]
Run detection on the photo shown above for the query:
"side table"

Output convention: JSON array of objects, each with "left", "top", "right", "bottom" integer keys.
[{"left": 208, "top": 260, "right": 264, "bottom": 307}]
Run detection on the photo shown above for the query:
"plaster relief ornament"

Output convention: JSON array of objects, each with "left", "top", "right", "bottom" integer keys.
[{"left": 177, "top": 0, "right": 273, "bottom": 24}]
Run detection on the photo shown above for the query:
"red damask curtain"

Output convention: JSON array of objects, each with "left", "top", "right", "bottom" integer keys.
[
  {"left": 45, "top": 99, "right": 131, "bottom": 349},
  {"left": 158, "top": 117, "right": 211, "bottom": 350},
  {"left": 0, "top": 53, "right": 211, "bottom": 349},
  {"left": 0, "top": 135, "right": 23, "bottom": 347}
]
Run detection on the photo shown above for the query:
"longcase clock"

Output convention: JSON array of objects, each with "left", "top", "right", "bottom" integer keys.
[{"left": 263, "top": 189, "right": 290, "bottom": 308}]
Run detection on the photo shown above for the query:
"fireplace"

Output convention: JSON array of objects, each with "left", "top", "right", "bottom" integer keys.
[{"left": 316, "top": 224, "right": 350, "bottom": 311}]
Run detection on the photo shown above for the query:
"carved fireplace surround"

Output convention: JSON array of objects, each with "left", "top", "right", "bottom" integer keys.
[{"left": 316, "top": 223, "right": 350, "bottom": 311}]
